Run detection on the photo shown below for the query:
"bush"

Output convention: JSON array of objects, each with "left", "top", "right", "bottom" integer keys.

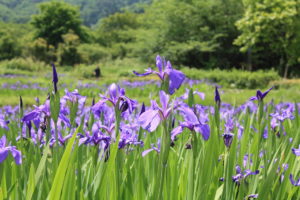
[
  {"left": 182, "top": 68, "right": 280, "bottom": 89},
  {"left": 26, "top": 38, "right": 56, "bottom": 63},
  {"left": 0, "top": 33, "right": 22, "bottom": 60},
  {"left": 0, "top": 58, "right": 46, "bottom": 72},
  {"left": 77, "top": 44, "right": 111, "bottom": 64},
  {"left": 57, "top": 32, "right": 81, "bottom": 66}
]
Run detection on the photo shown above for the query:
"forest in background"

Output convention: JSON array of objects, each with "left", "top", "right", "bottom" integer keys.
[
  {"left": 0, "top": 0, "right": 149, "bottom": 26},
  {"left": 0, "top": 0, "right": 300, "bottom": 78}
]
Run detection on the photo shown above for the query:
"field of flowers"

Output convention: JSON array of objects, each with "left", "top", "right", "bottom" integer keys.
[{"left": 0, "top": 55, "right": 299, "bottom": 199}]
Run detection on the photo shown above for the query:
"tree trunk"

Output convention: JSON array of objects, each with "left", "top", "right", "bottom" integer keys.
[
  {"left": 283, "top": 63, "right": 289, "bottom": 79},
  {"left": 247, "top": 47, "right": 252, "bottom": 71}
]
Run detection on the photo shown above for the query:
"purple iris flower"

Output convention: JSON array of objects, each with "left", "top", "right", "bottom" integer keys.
[
  {"left": 142, "top": 138, "right": 161, "bottom": 157},
  {"left": 277, "top": 163, "right": 289, "bottom": 183},
  {"left": 171, "top": 104, "right": 210, "bottom": 141},
  {"left": 249, "top": 87, "right": 273, "bottom": 101},
  {"left": 292, "top": 145, "right": 300, "bottom": 156},
  {"left": 22, "top": 100, "right": 71, "bottom": 129},
  {"left": 118, "top": 130, "right": 143, "bottom": 149},
  {"left": 0, "top": 116, "right": 9, "bottom": 130},
  {"left": 179, "top": 88, "right": 205, "bottom": 100},
  {"left": 270, "top": 109, "right": 294, "bottom": 122},
  {"left": 138, "top": 91, "right": 173, "bottom": 132},
  {"left": 289, "top": 174, "right": 300, "bottom": 186},
  {"left": 22, "top": 100, "right": 51, "bottom": 122},
  {"left": 232, "top": 165, "right": 259, "bottom": 184},
  {"left": 49, "top": 131, "right": 73, "bottom": 147},
  {"left": 81, "top": 124, "right": 111, "bottom": 148},
  {"left": 63, "top": 89, "right": 84, "bottom": 103},
  {"left": 0, "top": 135, "right": 22, "bottom": 165},
  {"left": 133, "top": 55, "right": 185, "bottom": 95},
  {"left": 93, "top": 83, "right": 137, "bottom": 114},
  {"left": 52, "top": 63, "right": 58, "bottom": 93}
]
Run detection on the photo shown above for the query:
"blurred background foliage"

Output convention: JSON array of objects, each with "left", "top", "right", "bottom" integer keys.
[{"left": 0, "top": 0, "right": 300, "bottom": 83}]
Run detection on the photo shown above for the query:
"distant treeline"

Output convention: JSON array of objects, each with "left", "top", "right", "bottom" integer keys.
[
  {"left": 0, "top": 0, "right": 149, "bottom": 26},
  {"left": 0, "top": 0, "right": 299, "bottom": 78}
]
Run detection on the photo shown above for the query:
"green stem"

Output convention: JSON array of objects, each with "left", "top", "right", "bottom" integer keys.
[
  {"left": 114, "top": 106, "right": 122, "bottom": 199},
  {"left": 187, "top": 132, "right": 197, "bottom": 200},
  {"left": 54, "top": 121, "right": 58, "bottom": 147},
  {"left": 157, "top": 120, "right": 170, "bottom": 200}
]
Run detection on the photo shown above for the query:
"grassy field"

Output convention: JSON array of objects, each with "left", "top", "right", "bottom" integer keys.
[{"left": 0, "top": 58, "right": 299, "bottom": 107}]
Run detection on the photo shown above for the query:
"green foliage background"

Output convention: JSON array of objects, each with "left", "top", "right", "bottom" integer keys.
[{"left": 0, "top": 0, "right": 300, "bottom": 78}]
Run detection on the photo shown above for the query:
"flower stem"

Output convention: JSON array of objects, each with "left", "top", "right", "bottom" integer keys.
[
  {"left": 157, "top": 120, "right": 170, "bottom": 199},
  {"left": 187, "top": 132, "right": 197, "bottom": 200}
]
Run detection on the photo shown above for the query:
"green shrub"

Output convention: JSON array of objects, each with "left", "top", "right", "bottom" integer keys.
[
  {"left": 0, "top": 58, "right": 46, "bottom": 72},
  {"left": 57, "top": 32, "right": 81, "bottom": 66},
  {"left": 182, "top": 68, "right": 280, "bottom": 89},
  {"left": 0, "top": 33, "right": 22, "bottom": 60},
  {"left": 26, "top": 38, "right": 56, "bottom": 63},
  {"left": 77, "top": 44, "right": 110, "bottom": 64}
]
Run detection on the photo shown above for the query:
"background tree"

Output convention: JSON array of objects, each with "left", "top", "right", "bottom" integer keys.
[
  {"left": 131, "top": 0, "right": 244, "bottom": 69},
  {"left": 31, "top": 1, "right": 88, "bottom": 48},
  {"left": 235, "top": 0, "right": 300, "bottom": 77}
]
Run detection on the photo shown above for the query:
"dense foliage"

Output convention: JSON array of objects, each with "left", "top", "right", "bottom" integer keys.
[{"left": 0, "top": 0, "right": 149, "bottom": 26}]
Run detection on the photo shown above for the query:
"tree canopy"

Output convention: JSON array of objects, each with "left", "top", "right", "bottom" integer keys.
[{"left": 31, "top": 1, "right": 87, "bottom": 48}]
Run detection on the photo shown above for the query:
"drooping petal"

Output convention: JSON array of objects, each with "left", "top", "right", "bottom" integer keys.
[
  {"left": 289, "top": 174, "right": 300, "bottom": 186},
  {"left": 249, "top": 96, "right": 258, "bottom": 101},
  {"left": 168, "top": 69, "right": 185, "bottom": 95},
  {"left": 0, "top": 118, "right": 9, "bottom": 130},
  {"left": 179, "top": 106, "right": 198, "bottom": 124},
  {"left": 10, "top": 147, "right": 22, "bottom": 165},
  {"left": 194, "top": 124, "right": 210, "bottom": 140},
  {"left": 246, "top": 194, "right": 258, "bottom": 199},
  {"left": 194, "top": 91, "right": 205, "bottom": 100},
  {"left": 142, "top": 149, "right": 154, "bottom": 157},
  {"left": 0, "top": 148, "right": 9, "bottom": 163},
  {"left": 0, "top": 135, "right": 6, "bottom": 148},
  {"left": 133, "top": 68, "right": 153, "bottom": 76},
  {"left": 22, "top": 111, "right": 39, "bottom": 122},
  {"left": 138, "top": 109, "right": 161, "bottom": 132},
  {"left": 59, "top": 113, "right": 71, "bottom": 127},
  {"left": 292, "top": 145, "right": 300, "bottom": 156},
  {"left": 147, "top": 113, "right": 161, "bottom": 132},
  {"left": 243, "top": 169, "right": 259, "bottom": 178},
  {"left": 91, "top": 100, "right": 106, "bottom": 117},
  {"left": 180, "top": 121, "right": 194, "bottom": 131},
  {"left": 171, "top": 126, "right": 183, "bottom": 140}
]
